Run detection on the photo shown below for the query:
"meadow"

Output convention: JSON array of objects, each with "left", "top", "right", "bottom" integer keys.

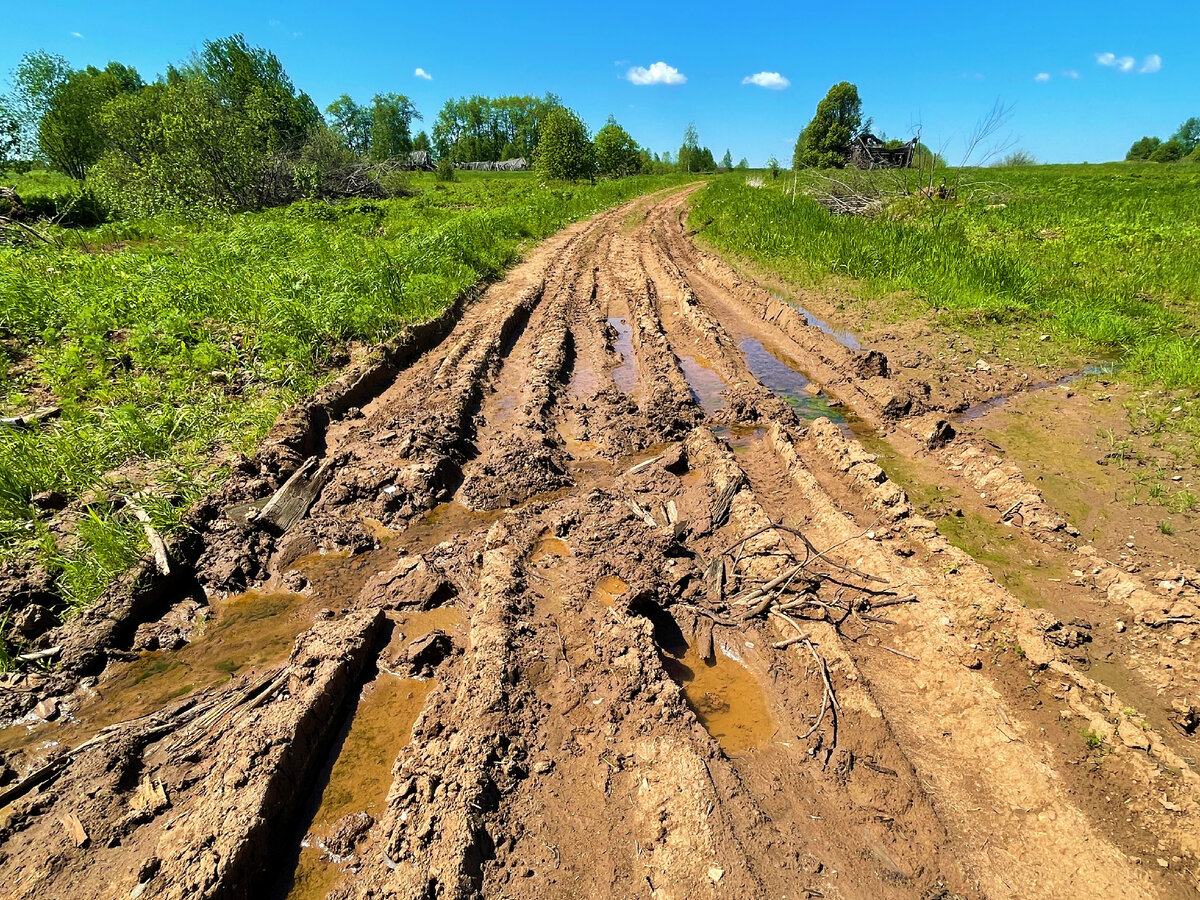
[
  {"left": 690, "top": 164, "right": 1200, "bottom": 502},
  {"left": 0, "top": 170, "right": 692, "bottom": 615},
  {"left": 690, "top": 163, "right": 1200, "bottom": 387}
]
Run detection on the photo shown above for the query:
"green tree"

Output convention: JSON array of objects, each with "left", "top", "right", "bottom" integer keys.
[
  {"left": 593, "top": 115, "right": 640, "bottom": 177},
  {"left": 720, "top": 148, "right": 733, "bottom": 170},
  {"left": 432, "top": 93, "right": 560, "bottom": 162},
  {"left": 793, "top": 81, "right": 862, "bottom": 169},
  {"left": 413, "top": 130, "right": 431, "bottom": 153},
  {"left": 91, "top": 36, "right": 325, "bottom": 213},
  {"left": 369, "top": 93, "right": 420, "bottom": 160},
  {"left": 325, "top": 95, "right": 372, "bottom": 154},
  {"left": 9, "top": 50, "right": 71, "bottom": 159},
  {"left": 767, "top": 156, "right": 781, "bottom": 179},
  {"left": 1171, "top": 117, "right": 1200, "bottom": 154},
  {"left": 0, "top": 96, "right": 21, "bottom": 170},
  {"left": 1148, "top": 139, "right": 1185, "bottom": 163},
  {"left": 533, "top": 106, "right": 595, "bottom": 180},
  {"left": 38, "top": 65, "right": 139, "bottom": 178},
  {"left": 1126, "top": 136, "right": 1162, "bottom": 160},
  {"left": 678, "top": 122, "right": 700, "bottom": 172},
  {"left": 736, "top": 157, "right": 748, "bottom": 169}
]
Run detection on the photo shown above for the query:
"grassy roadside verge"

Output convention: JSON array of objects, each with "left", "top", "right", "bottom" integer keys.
[
  {"left": 0, "top": 171, "right": 696, "bottom": 624},
  {"left": 687, "top": 164, "right": 1200, "bottom": 487}
]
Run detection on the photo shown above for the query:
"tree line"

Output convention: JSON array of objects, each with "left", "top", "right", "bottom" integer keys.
[
  {"left": 0, "top": 36, "right": 747, "bottom": 219},
  {"left": 1126, "top": 118, "right": 1200, "bottom": 164}
]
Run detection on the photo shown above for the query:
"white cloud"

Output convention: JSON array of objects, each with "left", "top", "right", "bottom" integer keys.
[
  {"left": 1062, "top": 69, "right": 1080, "bottom": 79},
  {"left": 1096, "top": 52, "right": 1136, "bottom": 72},
  {"left": 742, "top": 71, "right": 790, "bottom": 90},
  {"left": 1034, "top": 72, "right": 1050, "bottom": 82},
  {"left": 626, "top": 62, "right": 686, "bottom": 86},
  {"left": 414, "top": 67, "right": 432, "bottom": 80},
  {"left": 1096, "top": 51, "right": 1161, "bottom": 74},
  {"left": 69, "top": 31, "right": 83, "bottom": 38}
]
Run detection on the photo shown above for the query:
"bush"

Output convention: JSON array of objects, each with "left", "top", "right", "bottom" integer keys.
[
  {"left": 435, "top": 156, "right": 455, "bottom": 182},
  {"left": 1126, "top": 136, "right": 1161, "bottom": 161},
  {"left": 533, "top": 106, "right": 596, "bottom": 181},
  {"left": 1149, "top": 139, "right": 1185, "bottom": 163}
]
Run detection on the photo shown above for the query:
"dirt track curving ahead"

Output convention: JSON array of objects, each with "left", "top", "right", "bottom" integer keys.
[{"left": 2, "top": 186, "right": 1199, "bottom": 899}]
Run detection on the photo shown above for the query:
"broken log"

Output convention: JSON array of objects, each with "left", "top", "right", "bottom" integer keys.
[
  {"left": 253, "top": 456, "right": 337, "bottom": 533},
  {"left": 0, "top": 406, "right": 61, "bottom": 429}
]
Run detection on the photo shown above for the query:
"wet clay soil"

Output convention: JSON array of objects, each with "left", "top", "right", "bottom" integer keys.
[{"left": 2, "top": 187, "right": 1199, "bottom": 900}]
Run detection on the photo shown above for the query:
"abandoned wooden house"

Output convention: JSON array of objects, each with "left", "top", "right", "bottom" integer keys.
[{"left": 847, "top": 134, "right": 917, "bottom": 169}]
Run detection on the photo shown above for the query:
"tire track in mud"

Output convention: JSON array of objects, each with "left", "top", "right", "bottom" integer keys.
[{"left": 2, "top": 186, "right": 1197, "bottom": 900}]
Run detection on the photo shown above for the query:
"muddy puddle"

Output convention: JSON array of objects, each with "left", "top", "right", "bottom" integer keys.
[
  {"left": 0, "top": 589, "right": 314, "bottom": 756},
  {"left": 394, "top": 501, "right": 504, "bottom": 553},
  {"left": 280, "top": 671, "right": 435, "bottom": 899},
  {"left": 662, "top": 644, "right": 773, "bottom": 756},
  {"left": 771, "top": 292, "right": 862, "bottom": 350},
  {"left": 678, "top": 354, "right": 728, "bottom": 414},
  {"left": 608, "top": 316, "right": 638, "bottom": 393},
  {"left": 591, "top": 574, "right": 629, "bottom": 607},
  {"left": 738, "top": 338, "right": 845, "bottom": 422},
  {"left": 959, "top": 362, "right": 1119, "bottom": 423},
  {"left": 712, "top": 424, "right": 767, "bottom": 453}
]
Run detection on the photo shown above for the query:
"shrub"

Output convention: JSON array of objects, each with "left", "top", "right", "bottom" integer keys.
[
  {"left": 533, "top": 106, "right": 595, "bottom": 181},
  {"left": 1126, "top": 136, "right": 1161, "bottom": 161},
  {"left": 435, "top": 156, "right": 455, "bottom": 182},
  {"left": 1149, "top": 139, "right": 1185, "bottom": 163}
]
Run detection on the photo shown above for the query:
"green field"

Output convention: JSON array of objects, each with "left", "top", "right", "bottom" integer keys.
[
  {"left": 690, "top": 164, "right": 1200, "bottom": 387},
  {"left": 0, "top": 171, "right": 693, "bottom": 616}
]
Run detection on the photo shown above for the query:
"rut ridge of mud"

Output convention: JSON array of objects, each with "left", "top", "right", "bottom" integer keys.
[{"left": 2, "top": 186, "right": 1198, "bottom": 900}]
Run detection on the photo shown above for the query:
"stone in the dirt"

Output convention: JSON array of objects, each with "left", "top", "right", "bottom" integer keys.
[
  {"left": 34, "top": 698, "right": 59, "bottom": 720},
  {"left": 1117, "top": 719, "right": 1151, "bottom": 751},
  {"left": 407, "top": 630, "right": 453, "bottom": 675},
  {"left": 325, "top": 811, "right": 375, "bottom": 858}
]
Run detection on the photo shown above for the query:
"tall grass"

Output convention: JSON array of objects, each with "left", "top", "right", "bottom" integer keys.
[
  {"left": 0, "top": 171, "right": 695, "bottom": 613},
  {"left": 690, "top": 164, "right": 1200, "bottom": 386}
]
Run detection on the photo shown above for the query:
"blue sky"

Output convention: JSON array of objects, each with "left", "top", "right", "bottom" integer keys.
[{"left": 4, "top": 1, "right": 1198, "bottom": 165}]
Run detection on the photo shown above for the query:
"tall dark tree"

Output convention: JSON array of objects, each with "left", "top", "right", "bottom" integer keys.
[
  {"left": 720, "top": 148, "right": 733, "bottom": 170},
  {"left": 793, "top": 81, "right": 863, "bottom": 169}
]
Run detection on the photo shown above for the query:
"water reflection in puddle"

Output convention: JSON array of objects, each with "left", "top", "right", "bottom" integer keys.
[
  {"left": 958, "top": 362, "right": 1120, "bottom": 423},
  {"left": 678, "top": 354, "right": 728, "bottom": 415},
  {"left": 662, "top": 644, "right": 773, "bottom": 756},
  {"left": 739, "top": 338, "right": 845, "bottom": 422},
  {"left": 608, "top": 317, "right": 638, "bottom": 393},
  {"left": 770, "top": 292, "right": 862, "bottom": 350},
  {"left": 283, "top": 672, "right": 434, "bottom": 900}
]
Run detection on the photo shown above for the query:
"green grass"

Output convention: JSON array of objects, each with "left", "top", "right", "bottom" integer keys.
[
  {"left": 689, "top": 164, "right": 1200, "bottom": 387},
  {"left": 0, "top": 170, "right": 695, "bottom": 620}
]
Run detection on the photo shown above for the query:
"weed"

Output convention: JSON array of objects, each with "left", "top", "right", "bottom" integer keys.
[
  {"left": 1081, "top": 729, "right": 1105, "bottom": 750},
  {"left": 1159, "top": 520, "right": 1175, "bottom": 535}
]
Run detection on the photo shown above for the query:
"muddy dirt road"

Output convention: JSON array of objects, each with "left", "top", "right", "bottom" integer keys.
[{"left": 2, "top": 186, "right": 1199, "bottom": 899}]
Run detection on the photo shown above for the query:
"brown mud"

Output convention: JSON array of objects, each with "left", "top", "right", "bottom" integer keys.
[{"left": 1, "top": 186, "right": 1198, "bottom": 899}]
